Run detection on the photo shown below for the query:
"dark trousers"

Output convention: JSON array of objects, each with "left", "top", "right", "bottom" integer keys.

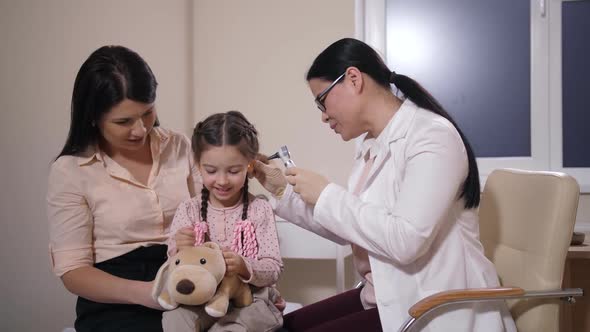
[
  {"left": 75, "top": 245, "right": 168, "bottom": 332},
  {"left": 282, "top": 287, "right": 382, "bottom": 332}
]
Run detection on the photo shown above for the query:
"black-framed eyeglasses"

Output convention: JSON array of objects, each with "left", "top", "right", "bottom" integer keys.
[{"left": 314, "top": 72, "right": 346, "bottom": 112}]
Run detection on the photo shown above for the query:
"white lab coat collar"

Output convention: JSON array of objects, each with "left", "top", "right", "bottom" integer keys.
[{"left": 354, "top": 98, "right": 418, "bottom": 161}]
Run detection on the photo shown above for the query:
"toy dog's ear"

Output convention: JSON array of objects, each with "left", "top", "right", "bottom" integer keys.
[
  {"left": 201, "top": 241, "right": 226, "bottom": 278},
  {"left": 151, "top": 258, "right": 169, "bottom": 300},
  {"left": 202, "top": 241, "right": 221, "bottom": 251},
  {"left": 151, "top": 258, "right": 177, "bottom": 310}
]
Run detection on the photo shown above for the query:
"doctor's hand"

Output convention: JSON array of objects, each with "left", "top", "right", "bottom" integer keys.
[
  {"left": 251, "top": 160, "right": 287, "bottom": 197},
  {"left": 285, "top": 167, "right": 330, "bottom": 205}
]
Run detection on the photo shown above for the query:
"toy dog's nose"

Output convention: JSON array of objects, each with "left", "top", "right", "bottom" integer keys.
[{"left": 176, "top": 279, "right": 195, "bottom": 295}]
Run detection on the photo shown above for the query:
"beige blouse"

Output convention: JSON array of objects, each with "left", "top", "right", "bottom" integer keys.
[{"left": 47, "top": 127, "right": 202, "bottom": 276}]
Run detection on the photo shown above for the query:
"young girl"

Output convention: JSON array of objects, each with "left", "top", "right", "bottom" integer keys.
[{"left": 162, "top": 111, "right": 284, "bottom": 332}]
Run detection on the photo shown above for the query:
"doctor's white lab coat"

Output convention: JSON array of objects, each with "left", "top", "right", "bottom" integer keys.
[{"left": 274, "top": 100, "right": 516, "bottom": 331}]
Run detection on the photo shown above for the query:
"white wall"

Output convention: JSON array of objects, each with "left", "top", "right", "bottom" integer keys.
[
  {"left": 191, "top": 0, "right": 357, "bottom": 306},
  {"left": 0, "top": 0, "right": 356, "bottom": 330},
  {"left": 192, "top": 0, "right": 356, "bottom": 190},
  {"left": 576, "top": 195, "right": 590, "bottom": 232},
  {"left": 0, "top": 1, "right": 192, "bottom": 330}
]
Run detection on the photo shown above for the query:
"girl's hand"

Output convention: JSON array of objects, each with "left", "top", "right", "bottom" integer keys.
[
  {"left": 222, "top": 248, "right": 250, "bottom": 279},
  {"left": 174, "top": 227, "right": 196, "bottom": 251},
  {"left": 269, "top": 287, "right": 287, "bottom": 312},
  {"left": 285, "top": 167, "right": 330, "bottom": 205}
]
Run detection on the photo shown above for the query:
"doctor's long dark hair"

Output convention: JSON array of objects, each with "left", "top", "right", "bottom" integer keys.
[
  {"left": 306, "top": 38, "right": 480, "bottom": 209},
  {"left": 56, "top": 45, "right": 159, "bottom": 160}
]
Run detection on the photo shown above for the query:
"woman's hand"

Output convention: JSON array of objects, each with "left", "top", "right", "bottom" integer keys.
[
  {"left": 174, "top": 227, "right": 196, "bottom": 251},
  {"left": 285, "top": 167, "right": 330, "bottom": 205},
  {"left": 222, "top": 248, "right": 250, "bottom": 279},
  {"left": 137, "top": 280, "right": 165, "bottom": 310},
  {"left": 62, "top": 266, "right": 164, "bottom": 310},
  {"left": 251, "top": 160, "right": 287, "bottom": 197}
]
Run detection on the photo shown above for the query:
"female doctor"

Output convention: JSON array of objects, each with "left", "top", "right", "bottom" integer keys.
[{"left": 252, "top": 38, "right": 516, "bottom": 331}]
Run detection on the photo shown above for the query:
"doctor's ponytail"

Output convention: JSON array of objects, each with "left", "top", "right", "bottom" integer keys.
[{"left": 306, "top": 38, "right": 480, "bottom": 209}]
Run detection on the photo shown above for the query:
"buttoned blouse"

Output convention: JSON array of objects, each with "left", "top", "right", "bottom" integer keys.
[{"left": 47, "top": 127, "right": 202, "bottom": 277}]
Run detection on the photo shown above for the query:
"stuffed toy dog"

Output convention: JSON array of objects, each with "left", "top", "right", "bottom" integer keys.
[{"left": 151, "top": 242, "right": 253, "bottom": 317}]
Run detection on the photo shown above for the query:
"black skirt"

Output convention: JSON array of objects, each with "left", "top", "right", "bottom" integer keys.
[{"left": 75, "top": 245, "right": 168, "bottom": 332}]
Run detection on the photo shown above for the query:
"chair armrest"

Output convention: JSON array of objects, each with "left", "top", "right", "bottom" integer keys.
[
  {"left": 409, "top": 287, "right": 524, "bottom": 318},
  {"left": 398, "top": 287, "right": 583, "bottom": 332},
  {"left": 354, "top": 280, "right": 365, "bottom": 289}
]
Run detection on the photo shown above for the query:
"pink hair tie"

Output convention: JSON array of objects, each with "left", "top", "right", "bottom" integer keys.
[
  {"left": 194, "top": 221, "right": 208, "bottom": 246},
  {"left": 232, "top": 219, "right": 258, "bottom": 259}
]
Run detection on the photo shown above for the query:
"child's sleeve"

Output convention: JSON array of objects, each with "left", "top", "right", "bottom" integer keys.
[
  {"left": 167, "top": 199, "right": 196, "bottom": 257},
  {"left": 240, "top": 200, "right": 284, "bottom": 287}
]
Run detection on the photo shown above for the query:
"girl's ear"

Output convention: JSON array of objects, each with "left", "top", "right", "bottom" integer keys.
[
  {"left": 345, "top": 66, "right": 363, "bottom": 93},
  {"left": 247, "top": 160, "right": 255, "bottom": 176}
]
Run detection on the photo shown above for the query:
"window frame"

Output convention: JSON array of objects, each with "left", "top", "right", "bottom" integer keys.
[
  {"left": 356, "top": 0, "right": 589, "bottom": 192},
  {"left": 549, "top": 0, "right": 590, "bottom": 192}
]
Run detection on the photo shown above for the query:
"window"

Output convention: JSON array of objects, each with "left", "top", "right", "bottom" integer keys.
[
  {"left": 549, "top": 0, "right": 590, "bottom": 190},
  {"left": 356, "top": 0, "right": 590, "bottom": 191}
]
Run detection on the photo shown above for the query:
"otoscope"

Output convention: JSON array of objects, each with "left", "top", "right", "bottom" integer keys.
[{"left": 268, "top": 145, "right": 296, "bottom": 168}]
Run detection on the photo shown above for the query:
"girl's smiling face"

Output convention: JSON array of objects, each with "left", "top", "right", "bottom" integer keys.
[{"left": 198, "top": 145, "right": 250, "bottom": 208}]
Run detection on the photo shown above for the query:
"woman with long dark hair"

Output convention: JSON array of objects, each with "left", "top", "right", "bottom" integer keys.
[
  {"left": 252, "top": 38, "right": 516, "bottom": 331},
  {"left": 47, "top": 46, "right": 201, "bottom": 331}
]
